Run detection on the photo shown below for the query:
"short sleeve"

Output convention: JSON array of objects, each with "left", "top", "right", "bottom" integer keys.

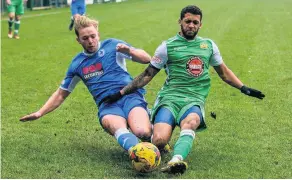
[
  {"left": 60, "top": 64, "right": 81, "bottom": 92},
  {"left": 209, "top": 40, "right": 223, "bottom": 66},
  {"left": 150, "top": 41, "right": 168, "bottom": 69}
]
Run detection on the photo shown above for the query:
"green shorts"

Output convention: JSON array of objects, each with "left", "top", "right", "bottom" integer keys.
[
  {"left": 7, "top": 0, "right": 24, "bottom": 15},
  {"left": 151, "top": 96, "right": 207, "bottom": 130}
]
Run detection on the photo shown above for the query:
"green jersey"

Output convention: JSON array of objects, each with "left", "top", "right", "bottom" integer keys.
[{"left": 150, "top": 34, "right": 223, "bottom": 124}]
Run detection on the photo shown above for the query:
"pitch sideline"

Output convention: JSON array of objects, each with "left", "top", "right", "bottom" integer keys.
[{"left": 1, "top": 11, "right": 64, "bottom": 21}]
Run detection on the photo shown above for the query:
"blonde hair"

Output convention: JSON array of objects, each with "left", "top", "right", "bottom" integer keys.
[{"left": 74, "top": 16, "right": 99, "bottom": 37}]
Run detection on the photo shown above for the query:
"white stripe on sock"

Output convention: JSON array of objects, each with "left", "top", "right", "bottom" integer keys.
[
  {"left": 114, "top": 128, "right": 130, "bottom": 140},
  {"left": 180, "top": 129, "right": 195, "bottom": 139}
]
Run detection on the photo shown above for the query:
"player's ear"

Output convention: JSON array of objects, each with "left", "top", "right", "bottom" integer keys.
[
  {"left": 178, "top": 19, "right": 181, "bottom": 24},
  {"left": 199, "top": 22, "right": 202, "bottom": 29}
]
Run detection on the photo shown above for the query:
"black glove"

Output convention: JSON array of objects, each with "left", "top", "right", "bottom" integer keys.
[
  {"left": 240, "top": 85, "right": 265, "bottom": 99},
  {"left": 102, "top": 91, "right": 123, "bottom": 104}
]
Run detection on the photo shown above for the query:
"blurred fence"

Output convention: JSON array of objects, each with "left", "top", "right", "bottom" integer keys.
[{"left": 1, "top": 0, "right": 124, "bottom": 14}]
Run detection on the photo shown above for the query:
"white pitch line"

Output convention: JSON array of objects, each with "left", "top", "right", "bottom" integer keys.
[{"left": 1, "top": 11, "right": 64, "bottom": 21}]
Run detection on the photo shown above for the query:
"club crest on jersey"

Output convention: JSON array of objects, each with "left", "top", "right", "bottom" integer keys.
[
  {"left": 98, "top": 49, "right": 105, "bottom": 57},
  {"left": 200, "top": 43, "right": 208, "bottom": 49},
  {"left": 152, "top": 56, "right": 162, "bottom": 64},
  {"left": 82, "top": 63, "right": 104, "bottom": 79},
  {"left": 186, "top": 57, "right": 204, "bottom": 77}
]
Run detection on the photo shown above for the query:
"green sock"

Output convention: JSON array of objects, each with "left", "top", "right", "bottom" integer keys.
[
  {"left": 8, "top": 19, "right": 14, "bottom": 31},
  {"left": 14, "top": 21, "right": 20, "bottom": 35},
  {"left": 173, "top": 129, "right": 195, "bottom": 160}
]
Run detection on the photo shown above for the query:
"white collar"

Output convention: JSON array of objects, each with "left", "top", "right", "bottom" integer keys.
[{"left": 82, "top": 41, "right": 101, "bottom": 57}]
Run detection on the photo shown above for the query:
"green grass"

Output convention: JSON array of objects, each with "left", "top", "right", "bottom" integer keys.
[{"left": 1, "top": 0, "right": 292, "bottom": 178}]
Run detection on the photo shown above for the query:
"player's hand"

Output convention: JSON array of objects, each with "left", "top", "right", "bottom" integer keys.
[
  {"left": 20, "top": 112, "right": 42, "bottom": 122},
  {"left": 6, "top": 0, "right": 11, "bottom": 5},
  {"left": 102, "top": 92, "right": 123, "bottom": 104},
  {"left": 116, "top": 43, "right": 131, "bottom": 54},
  {"left": 240, "top": 85, "right": 265, "bottom": 99}
]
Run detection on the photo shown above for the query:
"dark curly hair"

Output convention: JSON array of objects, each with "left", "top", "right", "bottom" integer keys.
[{"left": 180, "top": 5, "right": 203, "bottom": 21}]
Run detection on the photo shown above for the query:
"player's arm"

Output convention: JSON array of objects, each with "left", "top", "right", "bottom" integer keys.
[
  {"left": 116, "top": 43, "right": 151, "bottom": 64},
  {"left": 20, "top": 88, "right": 70, "bottom": 122},
  {"left": 213, "top": 63, "right": 265, "bottom": 99},
  {"left": 122, "top": 64, "right": 160, "bottom": 95},
  {"left": 103, "top": 41, "right": 167, "bottom": 103},
  {"left": 101, "top": 64, "right": 160, "bottom": 104},
  {"left": 213, "top": 62, "right": 243, "bottom": 89},
  {"left": 210, "top": 40, "right": 264, "bottom": 99}
]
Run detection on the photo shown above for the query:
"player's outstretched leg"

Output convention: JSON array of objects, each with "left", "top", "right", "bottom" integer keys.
[
  {"left": 101, "top": 114, "right": 140, "bottom": 154},
  {"left": 114, "top": 128, "right": 139, "bottom": 153},
  {"left": 161, "top": 129, "right": 195, "bottom": 174},
  {"left": 161, "top": 161, "right": 188, "bottom": 174},
  {"left": 128, "top": 106, "right": 152, "bottom": 143},
  {"left": 152, "top": 107, "right": 174, "bottom": 154}
]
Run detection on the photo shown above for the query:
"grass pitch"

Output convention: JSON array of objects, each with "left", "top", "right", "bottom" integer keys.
[{"left": 1, "top": 0, "right": 292, "bottom": 178}]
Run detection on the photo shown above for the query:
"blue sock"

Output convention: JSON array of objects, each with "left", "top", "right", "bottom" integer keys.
[{"left": 115, "top": 128, "right": 139, "bottom": 151}]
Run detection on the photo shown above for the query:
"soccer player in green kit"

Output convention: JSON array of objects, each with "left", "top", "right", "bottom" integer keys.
[
  {"left": 102, "top": 5, "right": 265, "bottom": 174},
  {"left": 6, "top": 0, "right": 27, "bottom": 39}
]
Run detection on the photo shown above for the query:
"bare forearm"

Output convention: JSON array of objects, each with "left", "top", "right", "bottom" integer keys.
[
  {"left": 220, "top": 68, "right": 243, "bottom": 89},
  {"left": 37, "top": 89, "right": 68, "bottom": 116},
  {"left": 214, "top": 63, "right": 243, "bottom": 89},
  {"left": 129, "top": 48, "right": 151, "bottom": 64},
  {"left": 121, "top": 65, "right": 159, "bottom": 95},
  {"left": 20, "top": 88, "right": 70, "bottom": 122},
  {"left": 121, "top": 72, "right": 151, "bottom": 95}
]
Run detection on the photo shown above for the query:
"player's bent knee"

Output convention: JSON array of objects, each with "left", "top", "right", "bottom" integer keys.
[
  {"left": 152, "top": 134, "right": 168, "bottom": 149},
  {"left": 181, "top": 115, "right": 200, "bottom": 130},
  {"left": 133, "top": 128, "right": 152, "bottom": 140}
]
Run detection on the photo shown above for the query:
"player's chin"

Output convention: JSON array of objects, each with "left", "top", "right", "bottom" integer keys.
[
  {"left": 185, "top": 34, "right": 196, "bottom": 40},
  {"left": 186, "top": 31, "right": 195, "bottom": 36},
  {"left": 87, "top": 47, "right": 97, "bottom": 53}
]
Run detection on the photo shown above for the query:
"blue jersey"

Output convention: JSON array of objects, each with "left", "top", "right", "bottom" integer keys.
[{"left": 60, "top": 38, "right": 145, "bottom": 107}]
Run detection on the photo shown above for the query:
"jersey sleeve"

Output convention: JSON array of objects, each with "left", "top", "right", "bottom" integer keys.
[
  {"left": 114, "top": 39, "right": 134, "bottom": 60},
  {"left": 209, "top": 40, "right": 223, "bottom": 66},
  {"left": 117, "top": 51, "right": 133, "bottom": 60},
  {"left": 59, "top": 63, "right": 81, "bottom": 92},
  {"left": 150, "top": 41, "right": 168, "bottom": 69}
]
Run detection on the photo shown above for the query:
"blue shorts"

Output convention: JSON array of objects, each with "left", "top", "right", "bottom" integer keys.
[
  {"left": 98, "top": 92, "right": 148, "bottom": 125},
  {"left": 71, "top": 1, "right": 86, "bottom": 16},
  {"left": 153, "top": 106, "right": 206, "bottom": 130}
]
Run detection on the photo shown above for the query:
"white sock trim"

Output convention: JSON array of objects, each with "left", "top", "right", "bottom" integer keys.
[
  {"left": 170, "top": 155, "right": 184, "bottom": 163},
  {"left": 180, "top": 129, "right": 195, "bottom": 139},
  {"left": 114, "top": 128, "right": 130, "bottom": 140}
]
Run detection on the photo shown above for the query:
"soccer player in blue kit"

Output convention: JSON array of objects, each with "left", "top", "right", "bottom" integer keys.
[
  {"left": 69, "top": 0, "right": 86, "bottom": 31},
  {"left": 20, "top": 16, "right": 153, "bottom": 155}
]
